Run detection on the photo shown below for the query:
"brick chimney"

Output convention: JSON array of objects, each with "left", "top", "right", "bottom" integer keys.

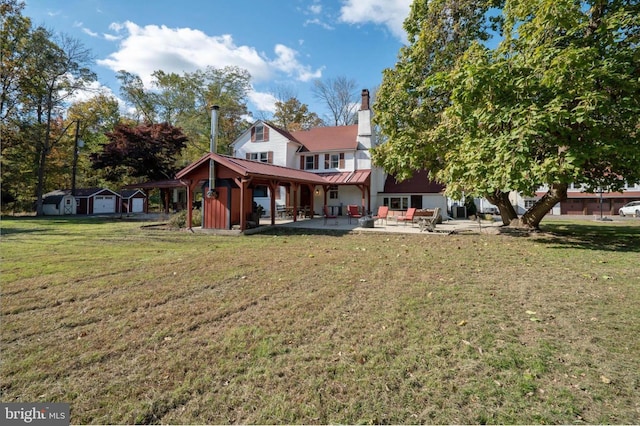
[{"left": 360, "top": 89, "right": 370, "bottom": 110}]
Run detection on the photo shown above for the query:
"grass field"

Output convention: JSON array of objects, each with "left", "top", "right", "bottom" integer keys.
[{"left": 1, "top": 217, "right": 639, "bottom": 424}]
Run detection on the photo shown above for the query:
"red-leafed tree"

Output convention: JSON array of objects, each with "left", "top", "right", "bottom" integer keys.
[{"left": 91, "top": 122, "right": 188, "bottom": 182}]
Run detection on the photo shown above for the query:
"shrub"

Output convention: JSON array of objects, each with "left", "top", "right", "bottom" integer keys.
[{"left": 168, "top": 209, "right": 202, "bottom": 228}]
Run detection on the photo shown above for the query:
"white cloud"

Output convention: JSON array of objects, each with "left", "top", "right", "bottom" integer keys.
[
  {"left": 339, "top": 0, "right": 411, "bottom": 41},
  {"left": 96, "top": 21, "right": 322, "bottom": 88},
  {"left": 248, "top": 90, "right": 278, "bottom": 113},
  {"left": 270, "top": 44, "right": 323, "bottom": 82},
  {"left": 309, "top": 5, "right": 322, "bottom": 14},
  {"left": 82, "top": 27, "right": 99, "bottom": 37},
  {"left": 304, "top": 18, "right": 335, "bottom": 30}
]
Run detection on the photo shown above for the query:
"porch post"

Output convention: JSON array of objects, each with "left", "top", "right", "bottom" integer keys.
[
  {"left": 185, "top": 182, "right": 193, "bottom": 229},
  {"left": 292, "top": 183, "right": 299, "bottom": 222},
  {"left": 269, "top": 180, "right": 278, "bottom": 225}
]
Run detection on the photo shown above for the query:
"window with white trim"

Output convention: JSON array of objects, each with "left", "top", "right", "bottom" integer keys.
[
  {"left": 250, "top": 152, "right": 268, "bottom": 163},
  {"left": 383, "top": 196, "right": 409, "bottom": 210},
  {"left": 329, "top": 185, "right": 338, "bottom": 199}
]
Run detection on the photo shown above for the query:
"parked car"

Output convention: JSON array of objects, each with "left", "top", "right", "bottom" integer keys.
[{"left": 618, "top": 201, "right": 640, "bottom": 217}]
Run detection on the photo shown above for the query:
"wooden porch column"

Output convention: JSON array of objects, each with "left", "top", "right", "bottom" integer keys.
[
  {"left": 269, "top": 179, "right": 279, "bottom": 225},
  {"left": 307, "top": 184, "right": 316, "bottom": 218},
  {"left": 184, "top": 180, "right": 193, "bottom": 229},
  {"left": 163, "top": 189, "right": 171, "bottom": 214},
  {"left": 235, "top": 177, "right": 252, "bottom": 231},
  {"left": 291, "top": 183, "right": 300, "bottom": 222}
]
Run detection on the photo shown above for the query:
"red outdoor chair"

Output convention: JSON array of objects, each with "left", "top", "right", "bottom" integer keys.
[
  {"left": 395, "top": 207, "right": 417, "bottom": 226},
  {"left": 373, "top": 205, "right": 389, "bottom": 225},
  {"left": 347, "top": 205, "right": 363, "bottom": 224},
  {"left": 323, "top": 205, "right": 338, "bottom": 225}
]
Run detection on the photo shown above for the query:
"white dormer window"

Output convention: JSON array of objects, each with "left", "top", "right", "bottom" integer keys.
[{"left": 251, "top": 124, "right": 269, "bottom": 142}]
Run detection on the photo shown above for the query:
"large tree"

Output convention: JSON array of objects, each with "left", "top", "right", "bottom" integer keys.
[
  {"left": 0, "top": 1, "right": 96, "bottom": 214},
  {"left": 373, "top": 0, "right": 640, "bottom": 229},
  {"left": 272, "top": 97, "right": 323, "bottom": 131},
  {"left": 312, "top": 75, "right": 360, "bottom": 126},
  {"left": 90, "top": 122, "right": 188, "bottom": 183},
  {"left": 116, "top": 66, "right": 252, "bottom": 160}
]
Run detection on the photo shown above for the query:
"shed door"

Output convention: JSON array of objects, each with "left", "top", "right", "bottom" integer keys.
[
  {"left": 131, "top": 198, "right": 144, "bottom": 213},
  {"left": 94, "top": 196, "right": 116, "bottom": 213}
]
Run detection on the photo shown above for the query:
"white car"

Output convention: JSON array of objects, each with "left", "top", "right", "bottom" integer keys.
[{"left": 619, "top": 201, "right": 640, "bottom": 217}]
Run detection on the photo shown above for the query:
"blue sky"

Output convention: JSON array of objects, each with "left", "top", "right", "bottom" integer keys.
[{"left": 24, "top": 0, "right": 412, "bottom": 121}]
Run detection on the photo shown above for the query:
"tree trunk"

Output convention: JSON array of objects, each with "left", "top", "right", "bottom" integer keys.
[
  {"left": 512, "top": 183, "right": 568, "bottom": 230},
  {"left": 486, "top": 190, "right": 517, "bottom": 225}
]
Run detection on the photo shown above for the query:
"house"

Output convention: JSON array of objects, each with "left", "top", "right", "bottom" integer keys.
[
  {"left": 175, "top": 89, "right": 449, "bottom": 231},
  {"left": 120, "top": 189, "right": 147, "bottom": 213},
  {"left": 232, "top": 89, "right": 446, "bottom": 218},
  {"left": 42, "top": 191, "right": 76, "bottom": 215},
  {"left": 534, "top": 182, "right": 640, "bottom": 216}
]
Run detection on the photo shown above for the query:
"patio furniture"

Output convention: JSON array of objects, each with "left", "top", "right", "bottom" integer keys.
[
  {"left": 323, "top": 205, "right": 338, "bottom": 225},
  {"left": 395, "top": 207, "right": 416, "bottom": 226},
  {"left": 373, "top": 205, "right": 389, "bottom": 225},
  {"left": 418, "top": 207, "right": 441, "bottom": 232},
  {"left": 347, "top": 205, "right": 363, "bottom": 224}
]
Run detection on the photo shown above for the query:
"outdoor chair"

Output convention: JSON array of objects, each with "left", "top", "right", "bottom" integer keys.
[
  {"left": 323, "top": 205, "right": 338, "bottom": 225},
  {"left": 395, "top": 207, "right": 416, "bottom": 226},
  {"left": 347, "top": 205, "right": 363, "bottom": 224},
  {"left": 418, "top": 207, "right": 441, "bottom": 232},
  {"left": 373, "top": 205, "right": 389, "bottom": 225}
]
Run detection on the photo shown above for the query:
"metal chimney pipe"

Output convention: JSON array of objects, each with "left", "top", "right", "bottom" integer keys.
[
  {"left": 208, "top": 105, "right": 219, "bottom": 197},
  {"left": 210, "top": 105, "right": 219, "bottom": 153}
]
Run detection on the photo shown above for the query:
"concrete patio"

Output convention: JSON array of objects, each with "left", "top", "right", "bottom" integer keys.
[{"left": 257, "top": 215, "right": 503, "bottom": 235}]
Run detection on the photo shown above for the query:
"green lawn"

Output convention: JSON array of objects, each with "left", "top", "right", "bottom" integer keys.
[{"left": 1, "top": 217, "right": 639, "bottom": 424}]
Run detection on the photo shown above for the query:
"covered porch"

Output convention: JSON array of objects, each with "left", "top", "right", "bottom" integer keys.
[{"left": 176, "top": 153, "right": 329, "bottom": 231}]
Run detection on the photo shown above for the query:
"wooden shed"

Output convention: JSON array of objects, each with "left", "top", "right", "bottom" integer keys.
[
  {"left": 42, "top": 190, "right": 77, "bottom": 215},
  {"left": 176, "top": 153, "right": 328, "bottom": 231},
  {"left": 73, "top": 188, "right": 121, "bottom": 215},
  {"left": 120, "top": 189, "right": 147, "bottom": 213}
]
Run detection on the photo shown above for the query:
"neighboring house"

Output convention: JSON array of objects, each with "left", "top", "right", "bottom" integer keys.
[
  {"left": 231, "top": 89, "right": 446, "bottom": 217},
  {"left": 534, "top": 183, "right": 640, "bottom": 216},
  {"left": 42, "top": 191, "right": 76, "bottom": 215},
  {"left": 120, "top": 189, "right": 147, "bottom": 213}
]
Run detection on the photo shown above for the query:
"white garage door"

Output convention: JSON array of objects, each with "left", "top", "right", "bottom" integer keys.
[
  {"left": 131, "top": 198, "right": 144, "bottom": 213},
  {"left": 94, "top": 196, "right": 116, "bottom": 213}
]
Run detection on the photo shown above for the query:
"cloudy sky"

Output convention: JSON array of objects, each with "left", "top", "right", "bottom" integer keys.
[{"left": 24, "top": 0, "right": 412, "bottom": 120}]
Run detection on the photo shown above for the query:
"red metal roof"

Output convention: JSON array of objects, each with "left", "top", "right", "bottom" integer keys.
[
  {"left": 291, "top": 125, "right": 358, "bottom": 152},
  {"left": 317, "top": 170, "right": 371, "bottom": 185},
  {"left": 176, "top": 153, "right": 328, "bottom": 185},
  {"left": 382, "top": 170, "right": 445, "bottom": 194}
]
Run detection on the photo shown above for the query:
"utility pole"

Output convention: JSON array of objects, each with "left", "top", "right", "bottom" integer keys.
[{"left": 72, "top": 120, "right": 80, "bottom": 196}]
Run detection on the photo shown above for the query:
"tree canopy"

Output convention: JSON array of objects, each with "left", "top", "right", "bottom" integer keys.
[
  {"left": 1, "top": 0, "right": 97, "bottom": 214},
  {"left": 116, "top": 66, "right": 252, "bottom": 160},
  {"left": 373, "top": 0, "right": 640, "bottom": 228},
  {"left": 272, "top": 97, "right": 324, "bottom": 131},
  {"left": 90, "top": 122, "right": 188, "bottom": 182}
]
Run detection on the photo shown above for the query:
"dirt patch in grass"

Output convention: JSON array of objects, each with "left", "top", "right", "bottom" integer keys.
[{"left": 1, "top": 217, "right": 639, "bottom": 424}]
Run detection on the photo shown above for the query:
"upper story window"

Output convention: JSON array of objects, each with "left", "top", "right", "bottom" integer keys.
[
  {"left": 247, "top": 151, "right": 273, "bottom": 163},
  {"left": 300, "top": 154, "right": 319, "bottom": 170},
  {"left": 324, "top": 153, "right": 345, "bottom": 169},
  {"left": 305, "top": 156, "right": 316, "bottom": 170},
  {"left": 251, "top": 124, "right": 269, "bottom": 142}
]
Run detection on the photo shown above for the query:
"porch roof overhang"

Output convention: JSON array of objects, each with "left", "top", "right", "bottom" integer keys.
[
  {"left": 122, "top": 179, "right": 186, "bottom": 190},
  {"left": 317, "top": 170, "right": 371, "bottom": 186},
  {"left": 176, "top": 153, "right": 329, "bottom": 186}
]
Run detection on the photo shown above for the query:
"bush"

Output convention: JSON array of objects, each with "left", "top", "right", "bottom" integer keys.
[{"left": 168, "top": 209, "right": 202, "bottom": 228}]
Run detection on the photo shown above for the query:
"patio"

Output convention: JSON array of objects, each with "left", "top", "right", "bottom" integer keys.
[{"left": 258, "top": 215, "right": 502, "bottom": 235}]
